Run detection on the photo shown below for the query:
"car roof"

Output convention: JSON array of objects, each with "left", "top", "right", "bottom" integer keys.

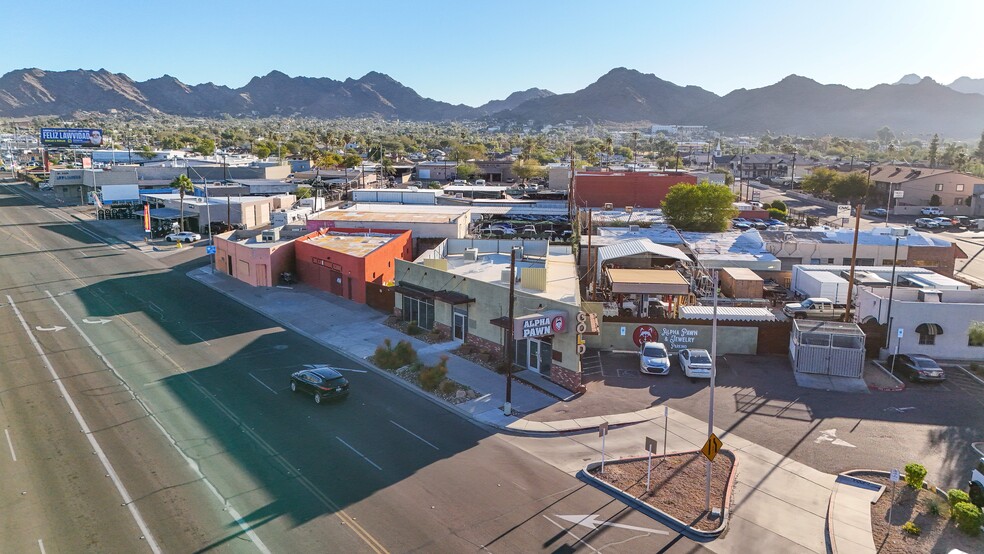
[
  {"left": 307, "top": 367, "right": 343, "bottom": 379},
  {"left": 642, "top": 342, "right": 667, "bottom": 349},
  {"left": 686, "top": 348, "right": 710, "bottom": 355}
]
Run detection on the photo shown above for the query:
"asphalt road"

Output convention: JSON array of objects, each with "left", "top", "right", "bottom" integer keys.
[{"left": 0, "top": 182, "right": 709, "bottom": 553}]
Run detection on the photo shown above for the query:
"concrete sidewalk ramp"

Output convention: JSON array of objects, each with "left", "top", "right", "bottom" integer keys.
[{"left": 826, "top": 475, "right": 881, "bottom": 554}]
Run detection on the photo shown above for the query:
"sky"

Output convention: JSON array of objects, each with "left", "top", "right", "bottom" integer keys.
[{"left": 5, "top": 0, "right": 984, "bottom": 107}]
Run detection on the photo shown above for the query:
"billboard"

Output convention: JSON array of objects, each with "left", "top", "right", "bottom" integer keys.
[{"left": 40, "top": 128, "right": 104, "bottom": 147}]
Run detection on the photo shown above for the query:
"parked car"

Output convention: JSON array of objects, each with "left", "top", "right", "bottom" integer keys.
[
  {"left": 931, "top": 217, "right": 954, "bottom": 228},
  {"left": 289, "top": 367, "right": 350, "bottom": 403},
  {"left": 639, "top": 342, "right": 671, "bottom": 375},
  {"left": 920, "top": 207, "right": 944, "bottom": 216},
  {"left": 749, "top": 218, "right": 769, "bottom": 230},
  {"left": 782, "top": 297, "right": 847, "bottom": 320},
  {"left": 866, "top": 208, "right": 888, "bottom": 217},
  {"left": 165, "top": 231, "right": 202, "bottom": 242},
  {"left": 885, "top": 354, "right": 946, "bottom": 383},
  {"left": 678, "top": 348, "right": 713, "bottom": 379},
  {"left": 951, "top": 216, "right": 971, "bottom": 228},
  {"left": 914, "top": 218, "right": 940, "bottom": 229}
]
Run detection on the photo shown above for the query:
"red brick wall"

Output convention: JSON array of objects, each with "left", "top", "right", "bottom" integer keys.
[
  {"left": 550, "top": 364, "right": 582, "bottom": 392},
  {"left": 295, "top": 228, "right": 412, "bottom": 304},
  {"left": 574, "top": 172, "right": 698, "bottom": 209},
  {"left": 905, "top": 244, "right": 958, "bottom": 276}
]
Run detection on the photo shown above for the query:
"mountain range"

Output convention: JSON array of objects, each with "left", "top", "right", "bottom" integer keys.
[{"left": 2, "top": 67, "right": 983, "bottom": 138}]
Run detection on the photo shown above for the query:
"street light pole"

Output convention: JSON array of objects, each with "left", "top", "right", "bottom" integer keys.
[
  {"left": 705, "top": 269, "right": 719, "bottom": 512},
  {"left": 884, "top": 228, "right": 908, "bottom": 348},
  {"left": 843, "top": 204, "right": 863, "bottom": 322}
]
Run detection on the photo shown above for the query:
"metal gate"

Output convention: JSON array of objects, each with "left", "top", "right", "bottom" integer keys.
[{"left": 789, "top": 320, "right": 865, "bottom": 378}]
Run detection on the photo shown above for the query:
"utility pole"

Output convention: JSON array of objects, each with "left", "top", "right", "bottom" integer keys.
[
  {"left": 504, "top": 246, "right": 519, "bottom": 416},
  {"left": 843, "top": 204, "right": 864, "bottom": 322},
  {"left": 704, "top": 270, "right": 719, "bottom": 511},
  {"left": 790, "top": 151, "right": 797, "bottom": 189}
]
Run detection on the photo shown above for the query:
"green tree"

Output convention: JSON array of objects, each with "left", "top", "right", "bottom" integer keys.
[
  {"left": 456, "top": 162, "right": 481, "bottom": 180},
  {"left": 169, "top": 175, "right": 195, "bottom": 232},
  {"left": 511, "top": 159, "right": 546, "bottom": 183},
  {"left": 254, "top": 145, "right": 271, "bottom": 159},
  {"left": 928, "top": 133, "right": 940, "bottom": 168},
  {"left": 801, "top": 167, "right": 839, "bottom": 197},
  {"left": 876, "top": 126, "right": 895, "bottom": 145},
  {"left": 138, "top": 144, "right": 155, "bottom": 160},
  {"left": 341, "top": 152, "right": 363, "bottom": 168},
  {"left": 829, "top": 172, "right": 869, "bottom": 203},
  {"left": 294, "top": 186, "right": 313, "bottom": 199},
  {"left": 314, "top": 151, "right": 342, "bottom": 174},
  {"left": 194, "top": 137, "right": 216, "bottom": 156},
  {"left": 975, "top": 130, "right": 984, "bottom": 162},
  {"left": 661, "top": 182, "right": 738, "bottom": 232},
  {"left": 930, "top": 194, "right": 942, "bottom": 206}
]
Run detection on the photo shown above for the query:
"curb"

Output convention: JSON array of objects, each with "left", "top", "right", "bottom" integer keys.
[
  {"left": 868, "top": 361, "right": 905, "bottom": 392},
  {"left": 576, "top": 449, "right": 738, "bottom": 540}
]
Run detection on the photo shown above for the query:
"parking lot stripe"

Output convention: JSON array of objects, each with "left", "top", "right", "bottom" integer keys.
[
  {"left": 390, "top": 420, "right": 439, "bottom": 450},
  {"left": 4, "top": 428, "right": 15, "bottom": 461},
  {"left": 337, "top": 437, "right": 382, "bottom": 471},
  {"left": 249, "top": 373, "right": 279, "bottom": 394},
  {"left": 541, "top": 515, "right": 600, "bottom": 553}
]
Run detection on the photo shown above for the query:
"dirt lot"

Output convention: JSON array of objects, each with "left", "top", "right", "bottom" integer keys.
[
  {"left": 588, "top": 451, "right": 734, "bottom": 531},
  {"left": 851, "top": 471, "right": 984, "bottom": 554}
]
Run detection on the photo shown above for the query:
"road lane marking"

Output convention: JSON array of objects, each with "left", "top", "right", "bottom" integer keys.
[
  {"left": 390, "top": 420, "right": 440, "bottom": 450},
  {"left": 337, "top": 437, "right": 383, "bottom": 471},
  {"left": 189, "top": 330, "right": 211, "bottom": 346},
  {"left": 542, "top": 515, "right": 600, "bottom": 553},
  {"left": 4, "top": 428, "right": 15, "bottom": 461},
  {"left": 43, "top": 292, "right": 273, "bottom": 554},
  {"left": 34, "top": 325, "right": 66, "bottom": 332},
  {"left": 37, "top": 539, "right": 45, "bottom": 554},
  {"left": 814, "top": 428, "right": 856, "bottom": 447},
  {"left": 556, "top": 514, "right": 668, "bottom": 535},
  {"left": 249, "top": 373, "right": 278, "bottom": 394},
  {"left": 8, "top": 295, "right": 163, "bottom": 554},
  {"left": 82, "top": 318, "right": 112, "bottom": 325},
  {"left": 334, "top": 367, "right": 367, "bottom": 373}
]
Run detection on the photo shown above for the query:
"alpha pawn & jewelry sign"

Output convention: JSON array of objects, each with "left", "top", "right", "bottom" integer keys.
[{"left": 514, "top": 310, "right": 568, "bottom": 339}]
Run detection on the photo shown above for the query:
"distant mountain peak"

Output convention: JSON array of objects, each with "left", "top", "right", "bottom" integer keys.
[
  {"left": 948, "top": 76, "right": 984, "bottom": 95},
  {"left": 895, "top": 73, "right": 922, "bottom": 85},
  {"left": 479, "top": 88, "right": 555, "bottom": 114}
]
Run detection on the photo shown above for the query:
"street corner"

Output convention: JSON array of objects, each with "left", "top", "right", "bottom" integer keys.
[{"left": 578, "top": 448, "right": 739, "bottom": 541}]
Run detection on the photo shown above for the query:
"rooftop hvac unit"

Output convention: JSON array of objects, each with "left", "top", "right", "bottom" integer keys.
[
  {"left": 629, "top": 225, "right": 640, "bottom": 232},
  {"left": 514, "top": 246, "right": 524, "bottom": 260},
  {"left": 463, "top": 247, "right": 479, "bottom": 261},
  {"left": 604, "top": 202, "right": 614, "bottom": 211},
  {"left": 261, "top": 228, "right": 281, "bottom": 242},
  {"left": 917, "top": 289, "right": 942, "bottom": 303},
  {"left": 501, "top": 267, "right": 519, "bottom": 283}
]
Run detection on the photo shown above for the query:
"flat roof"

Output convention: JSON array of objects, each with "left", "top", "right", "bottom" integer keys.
[
  {"left": 441, "top": 244, "right": 578, "bottom": 303},
  {"left": 606, "top": 269, "right": 688, "bottom": 286},
  {"left": 310, "top": 210, "right": 464, "bottom": 224},
  {"left": 303, "top": 232, "right": 400, "bottom": 257}
]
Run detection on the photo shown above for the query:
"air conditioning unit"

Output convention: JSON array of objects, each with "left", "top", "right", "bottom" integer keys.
[
  {"left": 514, "top": 246, "right": 524, "bottom": 260},
  {"left": 604, "top": 202, "right": 614, "bottom": 211},
  {"left": 463, "top": 247, "right": 479, "bottom": 261},
  {"left": 501, "top": 267, "right": 519, "bottom": 283},
  {"left": 261, "top": 228, "right": 281, "bottom": 242},
  {"left": 917, "top": 289, "right": 942, "bottom": 303}
]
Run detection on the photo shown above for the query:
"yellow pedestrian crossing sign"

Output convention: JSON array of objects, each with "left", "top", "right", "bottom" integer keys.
[{"left": 701, "top": 433, "right": 723, "bottom": 462}]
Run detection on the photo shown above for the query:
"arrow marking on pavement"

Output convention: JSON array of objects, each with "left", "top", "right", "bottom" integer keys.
[
  {"left": 555, "top": 514, "right": 669, "bottom": 535},
  {"left": 814, "top": 429, "right": 856, "bottom": 448},
  {"left": 82, "top": 318, "right": 112, "bottom": 325},
  {"left": 35, "top": 325, "right": 66, "bottom": 332}
]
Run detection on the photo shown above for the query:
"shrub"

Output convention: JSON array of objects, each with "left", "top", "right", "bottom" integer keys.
[
  {"left": 904, "top": 463, "right": 927, "bottom": 489},
  {"left": 439, "top": 380, "right": 457, "bottom": 395},
  {"left": 419, "top": 359, "right": 448, "bottom": 391},
  {"left": 373, "top": 338, "right": 396, "bottom": 369},
  {"left": 392, "top": 340, "right": 418, "bottom": 366},
  {"left": 952, "top": 501, "right": 983, "bottom": 535},
  {"left": 929, "top": 194, "right": 942, "bottom": 207},
  {"left": 770, "top": 199, "right": 788, "bottom": 212},
  {"left": 949, "top": 489, "right": 972, "bottom": 510},
  {"left": 968, "top": 322, "right": 984, "bottom": 347},
  {"left": 406, "top": 321, "right": 422, "bottom": 335},
  {"left": 407, "top": 361, "right": 424, "bottom": 373},
  {"left": 901, "top": 521, "right": 921, "bottom": 536},
  {"left": 767, "top": 207, "right": 787, "bottom": 221},
  {"left": 927, "top": 498, "right": 942, "bottom": 516}
]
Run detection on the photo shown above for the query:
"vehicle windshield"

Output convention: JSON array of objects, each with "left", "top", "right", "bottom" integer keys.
[
  {"left": 914, "top": 358, "right": 940, "bottom": 369},
  {"left": 690, "top": 354, "right": 712, "bottom": 364},
  {"left": 643, "top": 346, "right": 667, "bottom": 358}
]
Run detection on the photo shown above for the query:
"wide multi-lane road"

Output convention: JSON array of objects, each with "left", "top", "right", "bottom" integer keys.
[{"left": 0, "top": 183, "right": 702, "bottom": 553}]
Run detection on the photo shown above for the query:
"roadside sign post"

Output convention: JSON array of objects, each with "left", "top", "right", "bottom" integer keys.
[
  {"left": 891, "top": 328, "right": 903, "bottom": 376},
  {"left": 889, "top": 469, "right": 900, "bottom": 526},
  {"left": 645, "top": 437, "right": 658, "bottom": 492},
  {"left": 663, "top": 405, "right": 669, "bottom": 458},
  {"left": 705, "top": 270, "right": 720, "bottom": 512},
  {"left": 701, "top": 433, "right": 724, "bottom": 511},
  {"left": 599, "top": 422, "right": 609, "bottom": 474}
]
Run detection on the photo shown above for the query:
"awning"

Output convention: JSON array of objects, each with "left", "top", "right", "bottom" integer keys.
[
  {"left": 394, "top": 282, "right": 473, "bottom": 305},
  {"left": 915, "top": 323, "right": 943, "bottom": 336}
]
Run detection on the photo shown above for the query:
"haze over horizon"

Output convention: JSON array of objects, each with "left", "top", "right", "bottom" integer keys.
[{"left": 5, "top": 0, "right": 984, "bottom": 107}]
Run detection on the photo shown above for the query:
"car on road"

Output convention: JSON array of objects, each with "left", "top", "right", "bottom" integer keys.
[
  {"left": 914, "top": 218, "right": 940, "bottom": 229},
  {"left": 678, "top": 348, "right": 713, "bottom": 379},
  {"left": 165, "top": 231, "right": 202, "bottom": 242},
  {"left": 639, "top": 342, "right": 671, "bottom": 375},
  {"left": 885, "top": 354, "right": 946, "bottom": 383},
  {"left": 920, "top": 207, "right": 944, "bottom": 216},
  {"left": 866, "top": 208, "right": 888, "bottom": 217},
  {"left": 290, "top": 367, "right": 350, "bottom": 403}
]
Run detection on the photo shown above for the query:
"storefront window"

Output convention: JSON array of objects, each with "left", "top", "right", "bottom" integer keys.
[{"left": 402, "top": 296, "right": 435, "bottom": 329}]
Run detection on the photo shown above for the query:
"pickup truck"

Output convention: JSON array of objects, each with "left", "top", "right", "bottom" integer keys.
[{"left": 782, "top": 297, "right": 847, "bottom": 320}]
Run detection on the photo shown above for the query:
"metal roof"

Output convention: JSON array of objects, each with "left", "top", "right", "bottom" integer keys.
[
  {"left": 596, "top": 239, "right": 691, "bottom": 283},
  {"left": 678, "top": 306, "right": 777, "bottom": 321}
]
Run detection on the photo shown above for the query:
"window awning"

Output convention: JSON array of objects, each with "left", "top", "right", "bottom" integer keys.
[
  {"left": 395, "top": 282, "right": 473, "bottom": 305},
  {"left": 915, "top": 323, "right": 943, "bottom": 336}
]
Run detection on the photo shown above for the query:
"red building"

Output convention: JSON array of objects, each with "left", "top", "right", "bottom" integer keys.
[
  {"left": 574, "top": 171, "right": 697, "bottom": 209},
  {"left": 295, "top": 228, "right": 412, "bottom": 304}
]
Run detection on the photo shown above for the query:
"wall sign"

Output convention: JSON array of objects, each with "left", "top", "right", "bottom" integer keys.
[
  {"left": 632, "top": 325, "right": 658, "bottom": 347},
  {"left": 514, "top": 310, "right": 568, "bottom": 338}
]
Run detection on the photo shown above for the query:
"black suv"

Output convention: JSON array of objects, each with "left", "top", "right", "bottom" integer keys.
[
  {"left": 885, "top": 354, "right": 946, "bottom": 382},
  {"left": 290, "top": 367, "right": 350, "bottom": 403}
]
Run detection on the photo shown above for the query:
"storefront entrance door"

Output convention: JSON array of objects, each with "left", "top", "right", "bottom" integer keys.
[{"left": 453, "top": 311, "right": 467, "bottom": 342}]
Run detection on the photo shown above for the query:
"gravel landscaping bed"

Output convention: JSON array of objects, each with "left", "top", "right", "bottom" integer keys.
[
  {"left": 588, "top": 451, "right": 734, "bottom": 531},
  {"left": 383, "top": 316, "right": 450, "bottom": 344},
  {"left": 850, "top": 471, "right": 983, "bottom": 554},
  {"left": 368, "top": 355, "right": 478, "bottom": 405}
]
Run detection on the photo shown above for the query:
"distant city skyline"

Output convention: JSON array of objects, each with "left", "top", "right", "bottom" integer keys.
[{"left": 5, "top": 0, "right": 983, "bottom": 107}]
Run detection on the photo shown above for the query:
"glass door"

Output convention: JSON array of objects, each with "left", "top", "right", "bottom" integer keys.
[
  {"left": 528, "top": 340, "right": 540, "bottom": 372},
  {"left": 453, "top": 311, "right": 467, "bottom": 342}
]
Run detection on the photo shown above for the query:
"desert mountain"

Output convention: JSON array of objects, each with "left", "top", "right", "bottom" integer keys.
[
  {"left": 948, "top": 76, "right": 984, "bottom": 96},
  {"left": 478, "top": 88, "right": 554, "bottom": 114}
]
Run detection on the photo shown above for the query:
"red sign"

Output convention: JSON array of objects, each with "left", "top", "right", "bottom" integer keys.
[
  {"left": 551, "top": 314, "right": 566, "bottom": 334},
  {"left": 632, "top": 325, "right": 659, "bottom": 347}
]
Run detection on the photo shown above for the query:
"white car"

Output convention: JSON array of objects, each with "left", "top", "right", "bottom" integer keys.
[
  {"left": 678, "top": 348, "right": 713, "bottom": 379},
  {"left": 914, "top": 218, "right": 940, "bottom": 229},
  {"left": 931, "top": 217, "right": 954, "bottom": 227},
  {"left": 165, "top": 231, "right": 202, "bottom": 243},
  {"left": 639, "top": 342, "right": 671, "bottom": 375},
  {"left": 920, "top": 207, "right": 944, "bottom": 216}
]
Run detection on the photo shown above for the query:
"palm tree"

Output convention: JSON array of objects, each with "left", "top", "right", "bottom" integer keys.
[{"left": 170, "top": 175, "right": 195, "bottom": 232}]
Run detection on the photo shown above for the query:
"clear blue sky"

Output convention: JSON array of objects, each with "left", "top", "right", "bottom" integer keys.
[{"left": 6, "top": 0, "right": 983, "bottom": 107}]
